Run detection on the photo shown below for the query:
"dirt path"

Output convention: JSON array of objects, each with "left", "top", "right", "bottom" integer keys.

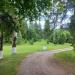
[{"left": 17, "top": 48, "right": 73, "bottom": 75}]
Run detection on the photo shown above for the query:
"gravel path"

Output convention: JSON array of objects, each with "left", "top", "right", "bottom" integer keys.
[{"left": 17, "top": 48, "right": 73, "bottom": 75}]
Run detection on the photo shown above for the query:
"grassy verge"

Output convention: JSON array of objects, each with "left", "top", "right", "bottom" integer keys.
[
  {"left": 0, "top": 53, "right": 28, "bottom": 75},
  {"left": 54, "top": 51, "right": 75, "bottom": 74},
  {"left": 54, "top": 51, "right": 75, "bottom": 63},
  {"left": 0, "top": 40, "right": 72, "bottom": 75}
]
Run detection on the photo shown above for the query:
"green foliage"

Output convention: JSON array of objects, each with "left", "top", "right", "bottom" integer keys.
[
  {"left": 0, "top": 0, "right": 52, "bottom": 39},
  {"left": 50, "top": 29, "right": 71, "bottom": 44},
  {"left": 44, "top": 19, "right": 51, "bottom": 40},
  {"left": 33, "top": 21, "right": 42, "bottom": 40},
  {"left": 0, "top": 0, "right": 20, "bottom": 34},
  {"left": 71, "top": 0, "right": 75, "bottom": 5},
  {"left": 70, "top": 11, "right": 75, "bottom": 50},
  {"left": 29, "top": 38, "right": 34, "bottom": 45},
  {"left": 10, "top": 0, "right": 51, "bottom": 20},
  {"left": 23, "top": 21, "right": 42, "bottom": 43},
  {"left": 16, "top": 31, "right": 23, "bottom": 44},
  {"left": 0, "top": 12, "right": 16, "bottom": 33},
  {"left": 4, "top": 33, "right": 11, "bottom": 44},
  {"left": 20, "top": 20, "right": 28, "bottom": 40}
]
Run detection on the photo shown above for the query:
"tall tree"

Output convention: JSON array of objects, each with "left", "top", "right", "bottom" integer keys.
[
  {"left": 0, "top": 12, "right": 18, "bottom": 58},
  {"left": 44, "top": 19, "right": 51, "bottom": 43},
  {"left": 34, "top": 20, "right": 42, "bottom": 41}
]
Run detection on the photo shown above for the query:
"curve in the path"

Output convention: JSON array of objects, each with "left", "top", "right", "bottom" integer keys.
[{"left": 17, "top": 48, "right": 73, "bottom": 75}]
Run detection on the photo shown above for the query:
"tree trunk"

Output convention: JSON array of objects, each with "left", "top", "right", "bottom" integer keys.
[
  {"left": 0, "top": 32, "right": 3, "bottom": 59},
  {"left": 12, "top": 31, "right": 17, "bottom": 54}
]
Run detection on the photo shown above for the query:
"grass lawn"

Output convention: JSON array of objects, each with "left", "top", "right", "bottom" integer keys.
[
  {"left": 54, "top": 51, "right": 75, "bottom": 63},
  {"left": 0, "top": 40, "right": 72, "bottom": 75},
  {"left": 54, "top": 51, "right": 75, "bottom": 74}
]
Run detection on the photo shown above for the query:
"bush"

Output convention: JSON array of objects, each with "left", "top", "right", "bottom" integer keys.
[
  {"left": 29, "top": 38, "right": 34, "bottom": 45},
  {"left": 50, "top": 29, "right": 71, "bottom": 44}
]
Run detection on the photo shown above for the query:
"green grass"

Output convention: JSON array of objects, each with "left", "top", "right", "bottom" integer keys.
[
  {"left": 54, "top": 51, "right": 75, "bottom": 63},
  {"left": 0, "top": 40, "right": 72, "bottom": 75},
  {"left": 4, "top": 40, "right": 71, "bottom": 56},
  {"left": 0, "top": 54, "right": 28, "bottom": 75},
  {"left": 54, "top": 51, "right": 75, "bottom": 74}
]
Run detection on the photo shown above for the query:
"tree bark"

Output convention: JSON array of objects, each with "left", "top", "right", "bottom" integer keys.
[
  {"left": 12, "top": 31, "right": 17, "bottom": 54},
  {"left": 0, "top": 32, "right": 3, "bottom": 59}
]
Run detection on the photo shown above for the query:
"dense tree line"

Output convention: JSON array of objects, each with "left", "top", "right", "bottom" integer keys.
[{"left": 14, "top": 19, "right": 71, "bottom": 45}]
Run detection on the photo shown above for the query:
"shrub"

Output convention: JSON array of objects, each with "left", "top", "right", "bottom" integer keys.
[{"left": 50, "top": 29, "right": 71, "bottom": 44}]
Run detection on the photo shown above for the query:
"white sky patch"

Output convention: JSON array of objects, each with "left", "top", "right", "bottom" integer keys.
[
  {"left": 57, "top": 19, "right": 61, "bottom": 22},
  {"left": 62, "top": 18, "right": 71, "bottom": 24},
  {"left": 55, "top": 26, "right": 60, "bottom": 29},
  {"left": 40, "top": 20, "right": 45, "bottom": 29},
  {"left": 67, "top": 11, "right": 72, "bottom": 16},
  {"left": 61, "top": 0, "right": 67, "bottom": 3},
  {"left": 36, "top": 20, "right": 39, "bottom": 24},
  {"left": 62, "top": 9, "right": 74, "bottom": 25},
  {"left": 27, "top": 20, "right": 30, "bottom": 28},
  {"left": 66, "top": 10, "right": 74, "bottom": 18}
]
